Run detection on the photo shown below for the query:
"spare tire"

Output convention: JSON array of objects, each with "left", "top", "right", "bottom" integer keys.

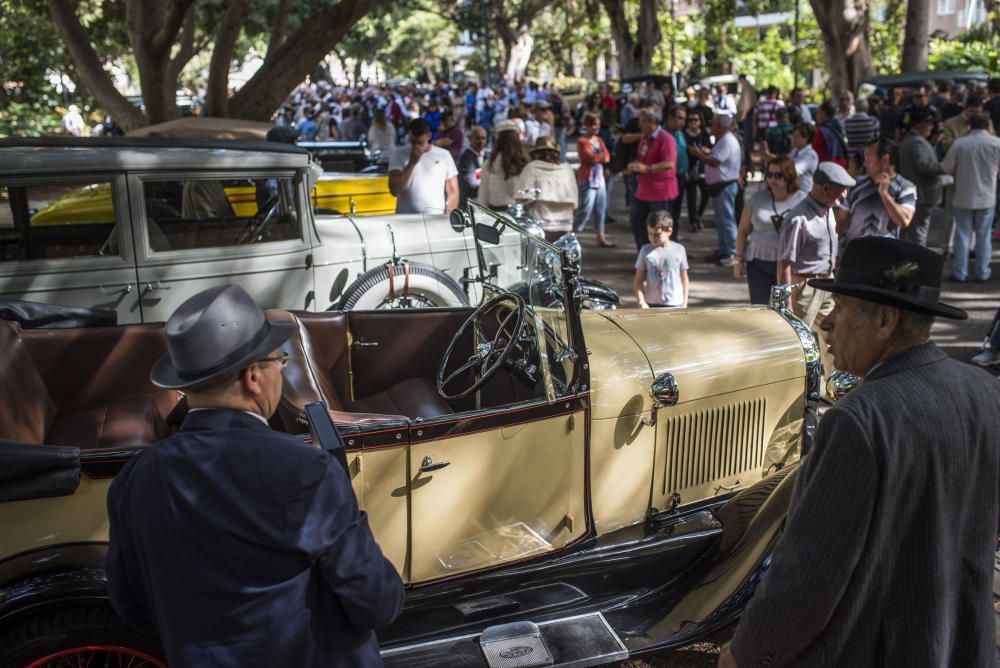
[{"left": 338, "top": 261, "right": 469, "bottom": 310}]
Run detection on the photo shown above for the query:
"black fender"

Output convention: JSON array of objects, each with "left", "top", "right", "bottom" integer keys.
[
  {"left": 0, "top": 543, "right": 109, "bottom": 625},
  {"left": 604, "top": 462, "right": 800, "bottom": 655}
]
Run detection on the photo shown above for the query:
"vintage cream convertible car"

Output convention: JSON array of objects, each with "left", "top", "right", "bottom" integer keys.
[
  {"left": 0, "top": 202, "right": 821, "bottom": 666},
  {"left": 0, "top": 137, "right": 505, "bottom": 322}
]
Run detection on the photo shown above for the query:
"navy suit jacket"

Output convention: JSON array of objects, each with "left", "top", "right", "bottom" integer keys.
[{"left": 106, "top": 409, "right": 404, "bottom": 667}]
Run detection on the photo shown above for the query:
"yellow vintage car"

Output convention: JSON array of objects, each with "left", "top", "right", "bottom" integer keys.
[{"left": 0, "top": 203, "right": 820, "bottom": 667}]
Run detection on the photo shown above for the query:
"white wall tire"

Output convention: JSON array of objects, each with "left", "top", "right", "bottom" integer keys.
[{"left": 338, "top": 261, "right": 469, "bottom": 310}]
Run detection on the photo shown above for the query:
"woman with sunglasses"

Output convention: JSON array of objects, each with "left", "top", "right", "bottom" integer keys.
[
  {"left": 684, "top": 110, "right": 712, "bottom": 231},
  {"left": 733, "top": 156, "right": 806, "bottom": 304}
]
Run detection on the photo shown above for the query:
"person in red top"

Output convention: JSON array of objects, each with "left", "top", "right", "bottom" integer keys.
[
  {"left": 601, "top": 83, "right": 618, "bottom": 113},
  {"left": 625, "top": 108, "right": 678, "bottom": 249},
  {"left": 573, "top": 111, "right": 614, "bottom": 247}
]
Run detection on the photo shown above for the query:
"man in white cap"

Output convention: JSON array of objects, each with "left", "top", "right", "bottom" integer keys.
[
  {"left": 106, "top": 284, "right": 404, "bottom": 667},
  {"left": 778, "top": 161, "right": 855, "bottom": 373}
]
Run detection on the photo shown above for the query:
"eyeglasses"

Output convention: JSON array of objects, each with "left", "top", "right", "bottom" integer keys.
[
  {"left": 255, "top": 352, "right": 290, "bottom": 369},
  {"left": 687, "top": 116, "right": 700, "bottom": 122},
  {"left": 766, "top": 171, "right": 784, "bottom": 179}
]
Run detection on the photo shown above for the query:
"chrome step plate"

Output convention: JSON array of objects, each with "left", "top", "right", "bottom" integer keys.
[
  {"left": 480, "top": 621, "right": 553, "bottom": 667},
  {"left": 381, "top": 612, "right": 628, "bottom": 668}
]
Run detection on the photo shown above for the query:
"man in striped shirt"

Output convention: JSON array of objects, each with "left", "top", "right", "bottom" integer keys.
[
  {"left": 754, "top": 86, "right": 785, "bottom": 141},
  {"left": 842, "top": 98, "right": 880, "bottom": 157}
]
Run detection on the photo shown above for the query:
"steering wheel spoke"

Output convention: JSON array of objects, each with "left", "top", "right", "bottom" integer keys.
[
  {"left": 437, "top": 293, "right": 527, "bottom": 401},
  {"left": 442, "top": 354, "right": 483, "bottom": 387}
]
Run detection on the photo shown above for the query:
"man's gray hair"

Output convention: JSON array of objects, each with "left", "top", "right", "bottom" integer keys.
[
  {"left": 854, "top": 98, "right": 869, "bottom": 113},
  {"left": 970, "top": 112, "right": 990, "bottom": 131},
  {"left": 714, "top": 114, "right": 733, "bottom": 129},
  {"left": 855, "top": 300, "right": 935, "bottom": 341},
  {"left": 639, "top": 108, "right": 660, "bottom": 124}
]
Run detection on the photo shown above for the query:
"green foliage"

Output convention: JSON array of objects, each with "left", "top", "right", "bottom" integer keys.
[
  {"left": 871, "top": 0, "right": 905, "bottom": 74},
  {"left": 381, "top": 10, "right": 459, "bottom": 81},
  {"left": 928, "top": 38, "right": 999, "bottom": 76}
]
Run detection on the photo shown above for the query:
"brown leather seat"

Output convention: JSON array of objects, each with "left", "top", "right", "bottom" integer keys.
[
  {"left": 268, "top": 310, "right": 452, "bottom": 433},
  {"left": 0, "top": 321, "right": 167, "bottom": 451}
]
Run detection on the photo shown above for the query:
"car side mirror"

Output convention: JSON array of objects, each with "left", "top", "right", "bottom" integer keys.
[
  {"left": 475, "top": 222, "right": 501, "bottom": 245},
  {"left": 450, "top": 209, "right": 470, "bottom": 233},
  {"left": 650, "top": 372, "right": 679, "bottom": 407}
]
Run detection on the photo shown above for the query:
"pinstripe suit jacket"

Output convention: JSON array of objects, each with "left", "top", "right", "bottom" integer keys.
[{"left": 731, "top": 342, "right": 1000, "bottom": 667}]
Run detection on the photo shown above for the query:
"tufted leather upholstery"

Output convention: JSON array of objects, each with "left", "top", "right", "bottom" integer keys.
[
  {"left": 267, "top": 310, "right": 452, "bottom": 433},
  {"left": 47, "top": 393, "right": 167, "bottom": 451},
  {"left": 0, "top": 322, "right": 57, "bottom": 444},
  {"left": 1, "top": 320, "right": 170, "bottom": 451}
]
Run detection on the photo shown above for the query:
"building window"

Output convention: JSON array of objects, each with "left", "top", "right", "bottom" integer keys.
[{"left": 937, "top": 0, "right": 956, "bottom": 15}]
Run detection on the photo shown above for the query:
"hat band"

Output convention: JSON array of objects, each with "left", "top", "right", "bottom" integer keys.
[
  {"left": 175, "top": 321, "right": 273, "bottom": 382},
  {"left": 836, "top": 267, "right": 941, "bottom": 303}
]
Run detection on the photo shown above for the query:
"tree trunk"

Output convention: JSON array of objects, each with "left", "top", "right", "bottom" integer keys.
[
  {"left": 47, "top": 0, "right": 147, "bottom": 130},
  {"left": 809, "top": 0, "right": 873, "bottom": 96},
  {"left": 601, "top": 0, "right": 661, "bottom": 77},
  {"left": 901, "top": 0, "right": 930, "bottom": 72},
  {"left": 227, "top": 0, "right": 376, "bottom": 121},
  {"left": 125, "top": 0, "right": 195, "bottom": 124},
  {"left": 205, "top": 0, "right": 252, "bottom": 117}
]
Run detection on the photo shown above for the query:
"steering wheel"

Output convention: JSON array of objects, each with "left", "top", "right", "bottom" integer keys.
[
  {"left": 437, "top": 292, "right": 527, "bottom": 401},
  {"left": 234, "top": 195, "right": 280, "bottom": 245}
]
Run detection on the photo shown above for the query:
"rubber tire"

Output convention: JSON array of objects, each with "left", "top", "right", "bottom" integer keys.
[
  {"left": 339, "top": 261, "right": 469, "bottom": 310},
  {"left": 0, "top": 606, "right": 166, "bottom": 667}
]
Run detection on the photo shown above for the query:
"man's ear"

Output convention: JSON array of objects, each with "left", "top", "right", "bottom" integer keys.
[
  {"left": 240, "top": 364, "right": 265, "bottom": 396},
  {"left": 877, "top": 304, "right": 903, "bottom": 340}
]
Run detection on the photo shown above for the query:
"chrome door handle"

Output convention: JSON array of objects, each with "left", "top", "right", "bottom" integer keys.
[
  {"left": 418, "top": 455, "right": 450, "bottom": 473},
  {"left": 143, "top": 281, "right": 172, "bottom": 292},
  {"left": 353, "top": 340, "right": 379, "bottom": 347},
  {"left": 98, "top": 284, "right": 132, "bottom": 295}
]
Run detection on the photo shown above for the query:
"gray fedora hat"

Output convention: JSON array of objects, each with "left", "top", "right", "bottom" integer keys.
[{"left": 151, "top": 284, "right": 298, "bottom": 389}]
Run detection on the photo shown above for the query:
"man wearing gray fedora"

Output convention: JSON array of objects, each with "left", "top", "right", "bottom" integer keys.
[
  {"left": 106, "top": 284, "right": 404, "bottom": 667},
  {"left": 720, "top": 237, "right": 1000, "bottom": 667}
]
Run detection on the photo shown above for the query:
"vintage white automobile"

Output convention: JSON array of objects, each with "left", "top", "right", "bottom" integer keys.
[{"left": 0, "top": 137, "right": 523, "bottom": 322}]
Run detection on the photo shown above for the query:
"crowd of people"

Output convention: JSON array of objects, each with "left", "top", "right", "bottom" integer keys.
[{"left": 90, "top": 69, "right": 1000, "bottom": 668}]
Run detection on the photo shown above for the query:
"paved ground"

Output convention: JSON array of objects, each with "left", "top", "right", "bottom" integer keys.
[{"left": 575, "top": 174, "right": 1000, "bottom": 667}]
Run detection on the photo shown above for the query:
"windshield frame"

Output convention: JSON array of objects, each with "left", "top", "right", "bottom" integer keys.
[{"left": 464, "top": 201, "right": 589, "bottom": 400}]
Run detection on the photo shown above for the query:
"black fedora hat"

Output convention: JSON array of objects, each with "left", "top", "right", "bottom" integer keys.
[
  {"left": 151, "top": 285, "right": 298, "bottom": 389},
  {"left": 808, "top": 236, "right": 967, "bottom": 320}
]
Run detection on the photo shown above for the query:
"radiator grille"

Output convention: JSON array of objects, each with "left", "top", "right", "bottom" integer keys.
[{"left": 661, "top": 398, "right": 767, "bottom": 496}]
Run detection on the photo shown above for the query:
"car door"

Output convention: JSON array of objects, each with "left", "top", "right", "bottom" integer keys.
[
  {"left": 402, "top": 223, "right": 590, "bottom": 583},
  {"left": 0, "top": 176, "right": 142, "bottom": 322},
  {"left": 128, "top": 171, "right": 315, "bottom": 322}
]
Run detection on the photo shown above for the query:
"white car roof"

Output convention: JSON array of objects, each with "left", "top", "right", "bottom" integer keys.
[{"left": 0, "top": 137, "right": 312, "bottom": 176}]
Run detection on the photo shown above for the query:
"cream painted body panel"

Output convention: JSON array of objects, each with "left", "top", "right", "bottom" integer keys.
[
  {"left": 349, "top": 448, "right": 409, "bottom": 582},
  {"left": 596, "top": 307, "right": 805, "bottom": 403},
  {"left": 581, "top": 311, "right": 657, "bottom": 533},
  {"left": 408, "top": 411, "right": 587, "bottom": 583},
  {"left": 581, "top": 307, "right": 806, "bottom": 535},
  {"left": 0, "top": 476, "right": 110, "bottom": 558}
]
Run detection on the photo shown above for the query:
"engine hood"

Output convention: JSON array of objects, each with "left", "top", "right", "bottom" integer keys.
[{"left": 583, "top": 307, "right": 806, "bottom": 420}]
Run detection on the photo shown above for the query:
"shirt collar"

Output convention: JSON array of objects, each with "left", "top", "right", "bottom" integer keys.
[{"left": 188, "top": 407, "right": 270, "bottom": 426}]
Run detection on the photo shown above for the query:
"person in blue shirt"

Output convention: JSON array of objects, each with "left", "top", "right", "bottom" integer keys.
[
  {"left": 296, "top": 108, "right": 318, "bottom": 141},
  {"left": 666, "top": 106, "right": 689, "bottom": 242}
]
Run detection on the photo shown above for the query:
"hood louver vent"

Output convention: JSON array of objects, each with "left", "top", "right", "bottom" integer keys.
[{"left": 661, "top": 398, "right": 767, "bottom": 498}]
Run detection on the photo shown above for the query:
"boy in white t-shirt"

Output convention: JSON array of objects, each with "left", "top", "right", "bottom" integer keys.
[
  {"left": 388, "top": 117, "right": 459, "bottom": 214},
  {"left": 633, "top": 211, "right": 689, "bottom": 308}
]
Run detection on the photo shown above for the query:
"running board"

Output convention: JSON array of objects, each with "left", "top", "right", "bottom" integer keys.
[{"left": 381, "top": 612, "right": 628, "bottom": 668}]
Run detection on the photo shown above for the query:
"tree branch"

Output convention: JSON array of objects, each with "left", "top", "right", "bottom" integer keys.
[
  {"left": 206, "top": 0, "right": 252, "bottom": 117},
  {"left": 228, "top": 0, "right": 378, "bottom": 121},
  {"left": 152, "top": 0, "right": 198, "bottom": 54},
  {"left": 47, "top": 0, "right": 147, "bottom": 130},
  {"left": 265, "top": 0, "right": 294, "bottom": 63},
  {"left": 167, "top": 3, "right": 198, "bottom": 85}
]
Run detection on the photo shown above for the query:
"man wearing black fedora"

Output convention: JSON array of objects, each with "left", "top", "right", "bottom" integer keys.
[
  {"left": 721, "top": 237, "right": 1000, "bottom": 667},
  {"left": 106, "top": 284, "right": 404, "bottom": 667}
]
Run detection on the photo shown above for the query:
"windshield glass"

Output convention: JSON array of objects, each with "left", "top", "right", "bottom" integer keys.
[{"left": 467, "top": 202, "right": 576, "bottom": 399}]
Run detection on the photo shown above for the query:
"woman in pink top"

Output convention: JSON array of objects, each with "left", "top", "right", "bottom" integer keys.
[
  {"left": 573, "top": 112, "right": 614, "bottom": 247},
  {"left": 626, "top": 109, "right": 677, "bottom": 249}
]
